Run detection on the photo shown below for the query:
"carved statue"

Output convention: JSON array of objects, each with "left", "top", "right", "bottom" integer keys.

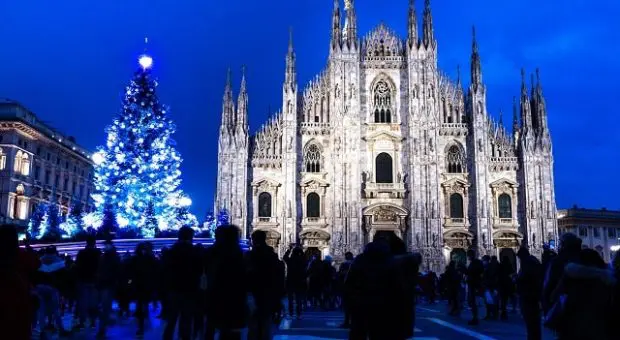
[
  {"left": 432, "top": 233, "right": 437, "bottom": 248},
  {"left": 349, "top": 82, "right": 356, "bottom": 99},
  {"left": 397, "top": 172, "right": 402, "bottom": 183},
  {"left": 287, "top": 136, "right": 294, "bottom": 151},
  {"left": 416, "top": 232, "right": 420, "bottom": 246},
  {"left": 429, "top": 139, "right": 434, "bottom": 152},
  {"left": 335, "top": 83, "right": 341, "bottom": 99}
]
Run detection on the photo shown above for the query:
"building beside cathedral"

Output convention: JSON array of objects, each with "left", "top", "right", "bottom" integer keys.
[{"left": 215, "top": 0, "right": 558, "bottom": 270}]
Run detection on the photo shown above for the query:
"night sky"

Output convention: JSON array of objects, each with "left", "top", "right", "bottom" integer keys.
[{"left": 1, "top": 0, "right": 618, "bottom": 218}]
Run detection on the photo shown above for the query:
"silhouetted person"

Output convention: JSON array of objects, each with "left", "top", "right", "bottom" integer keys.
[
  {"left": 0, "top": 225, "right": 35, "bottom": 340},
  {"left": 284, "top": 245, "right": 307, "bottom": 319},
  {"left": 162, "top": 227, "right": 201, "bottom": 340},
  {"left": 542, "top": 233, "right": 581, "bottom": 314},
  {"left": 548, "top": 249, "right": 615, "bottom": 339},
  {"left": 445, "top": 261, "right": 461, "bottom": 316},
  {"left": 34, "top": 246, "right": 67, "bottom": 336},
  {"left": 498, "top": 256, "right": 515, "bottom": 320},
  {"left": 466, "top": 249, "right": 484, "bottom": 325},
  {"left": 204, "top": 225, "right": 248, "bottom": 340},
  {"left": 75, "top": 235, "right": 101, "bottom": 328},
  {"left": 246, "top": 230, "right": 282, "bottom": 340},
  {"left": 346, "top": 237, "right": 401, "bottom": 340},
  {"left": 338, "top": 251, "right": 354, "bottom": 328},
  {"left": 516, "top": 247, "right": 543, "bottom": 340},
  {"left": 96, "top": 240, "right": 120, "bottom": 338}
]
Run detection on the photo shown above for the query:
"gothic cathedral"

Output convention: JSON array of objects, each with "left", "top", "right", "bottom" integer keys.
[{"left": 215, "top": 0, "right": 558, "bottom": 270}]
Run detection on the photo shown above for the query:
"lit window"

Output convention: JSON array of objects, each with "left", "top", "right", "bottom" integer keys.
[
  {"left": 0, "top": 148, "right": 5, "bottom": 170},
  {"left": 20, "top": 153, "right": 30, "bottom": 176},
  {"left": 14, "top": 151, "right": 23, "bottom": 172},
  {"left": 18, "top": 199, "right": 28, "bottom": 220}
]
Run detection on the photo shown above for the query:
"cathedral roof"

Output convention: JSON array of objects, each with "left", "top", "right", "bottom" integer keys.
[{"left": 362, "top": 22, "right": 404, "bottom": 58}]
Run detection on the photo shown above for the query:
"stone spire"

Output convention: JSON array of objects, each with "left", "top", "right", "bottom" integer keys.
[
  {"left": 284, "top": 28, "right": 297, "bottom": 92},
  {"left": 331, "top": 0, "right": 342, "bottom": 48},
  {"left": 222, "top": 68, "right": 235, "bottom": 131},
  {"left": 534, "top": 68, "right": 549, "bottom": 135},
  {"left": 422, "top": 0, "right": 435, "bottom": 48},
  {"left": 343, "top": 0, "right": 358, "bottom": 47},
  {"left": 520, "top": 68, "right": 533, "bottom": 134},
  {"left": 456, "top": 64, "right": 462, "bottom": 88},
  {"left": 407, "top": 0, "right": 418, "bottom": 48},
  {"left": 470, "top": 26, "right": 482, "bottom": 89},
  {"left": 236, "top": 65, "right": 248, "bottom": 135},
  {"left": 512, "top": 96, "right": 519, "bottom": 133}
]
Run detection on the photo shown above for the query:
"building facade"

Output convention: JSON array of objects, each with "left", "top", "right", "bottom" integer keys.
[
  {"left": 215, "top": 0, "right": 558, "bottom": 269},
  {"left": 558, "top": 207, "right": 620, "bottom": 263},
  {"left": 0, "top": 99, "right": 94, "bottom": 232}
]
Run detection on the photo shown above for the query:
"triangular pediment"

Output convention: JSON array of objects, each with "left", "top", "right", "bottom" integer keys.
[
  {"left": 251, "top": 177, "right": 281, "bottom": 187},
  {"left": 300, "top": 177, "right": 330, "bottom": 187},
  {"left": 489, "top": 178, "right": 518, "bottom": 188},
  {"left": 441, "top": 177, "right": 469, "bottom": 188},
  {"left": 362, "top": 130, "right": 404, "bottom": 142}
]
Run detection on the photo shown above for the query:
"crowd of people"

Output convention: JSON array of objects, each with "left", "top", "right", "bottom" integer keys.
[{"left": 1, "top": 223, "right": 620, "bottom": 340}]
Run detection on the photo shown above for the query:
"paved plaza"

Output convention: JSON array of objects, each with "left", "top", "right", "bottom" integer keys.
[{"left": 35, "top": 301, "right": 554, "bottom": 339}]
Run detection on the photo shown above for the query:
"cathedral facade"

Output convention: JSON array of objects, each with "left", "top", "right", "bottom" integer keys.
[{"left": 215, "top": 0, "right": 558, "bottom": 270}]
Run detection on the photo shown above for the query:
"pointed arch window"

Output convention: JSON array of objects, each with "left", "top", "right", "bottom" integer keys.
[
  {"left": 450, "top": 193, "right": 464, "bottom": 218},
  {"left": 258, "top": 192, "right": 272, "bottom": 218},
  {"left": 375, "top": 153, "right": 393, "bottom": 183},
  {"left": 306, "top": 193, "right": 320, "bottom": 218},
  {"left": 373, "top": 80, "right": 393, "bottom": 123},
  {"left": 498, "top": 193, "right": 512, "bottom": 219},
  {"left": 304, "top": 144, "right": 321, "bottom": 173},
  {"left": 446, "top": 145, "right": 465, "bottom": 173}
]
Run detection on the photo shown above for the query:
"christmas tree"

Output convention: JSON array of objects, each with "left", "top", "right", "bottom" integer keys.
[
  {"left": 27, "top": 203, "right": 48, "bottom": 239},
  {"left": 60, "top": 201, "right": 85, "bottom": 238},
  {"left": 42, "top": 203, "right": 62, "bottom": 241},
  {"left": 91, "top": 51, "right": 194, "bottom": 238}
]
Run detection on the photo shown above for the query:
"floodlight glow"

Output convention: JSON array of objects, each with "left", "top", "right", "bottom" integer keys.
[{"left": 139, "top": 54, "right": 153, "bottom": 69}]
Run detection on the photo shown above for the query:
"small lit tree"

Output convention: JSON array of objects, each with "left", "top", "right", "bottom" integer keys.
[
  {"left": 216, "top": 208, "right": 230, "bottom": 227},
  {"left": 42, "top": 203, "right": 63, "bottom": 241},
  {"left": 27, "top": 203, "right": 47, "bottom": 239},
  {"left": 60, "top": 202, "right": 85, "bottom": 238}
]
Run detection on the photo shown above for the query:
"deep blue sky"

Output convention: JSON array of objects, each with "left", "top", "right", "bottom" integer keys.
[{"left": 1, "top": 0, "right": 619, "bottom": 218}]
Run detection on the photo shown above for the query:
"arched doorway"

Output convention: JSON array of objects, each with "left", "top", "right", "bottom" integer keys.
[
  {"left": 305, "top": 247, "right": 322, "bottom": 261},
  {"left": 374, "top": 230, "right": 398, "bottom": 242},
  {"left": 450, "top": 248, "right": 467, "bottom": 267}
]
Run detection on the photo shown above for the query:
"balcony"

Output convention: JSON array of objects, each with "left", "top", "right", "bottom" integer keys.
[
  {"left": 444, "top": 217, "right": 469, "bottom": 228},
  {"left": 489, "top": 157, "right": 518, "bottom": 171},
  {"left": 300, "top": 122, "right": 331, "bottom": 136},
  {"left": 363, "top": 182, "right": 406, "bottom": 199},
  {"left": 439, "top": 123, "right": 468, "bottom": 136},
  {"left": 493, "top": 217, "right": 519, "bottom": 229},
  {"left": 253, "top": 217, "right": 279, "bottom": 228},
  {"left": 301, "top": 217, "right": 328, "bottom": 228}
]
